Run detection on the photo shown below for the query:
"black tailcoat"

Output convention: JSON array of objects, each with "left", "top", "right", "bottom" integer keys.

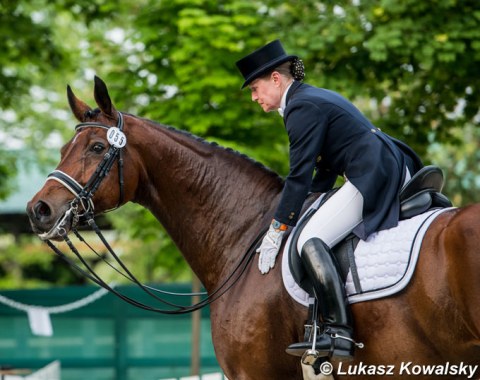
[{"left": 274, "top": 81, "right": 423, "bottom": 240}]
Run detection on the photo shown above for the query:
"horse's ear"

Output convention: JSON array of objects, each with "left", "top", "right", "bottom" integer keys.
[
  {"left": 94, "top": 75, "right": 117, "bottom": 118},
  {"left": 67, "top": 85, "right": 92, "bottom": 122}
]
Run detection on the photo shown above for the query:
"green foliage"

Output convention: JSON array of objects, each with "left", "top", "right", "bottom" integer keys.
[
  {"left": 119, "top": 0, "right": 291, "bottom": 173},
  {"left": 0, "top": 1, "right": 63, "bottom": 108},
  {"left": 0, "top": 234, "right": 85, "bottom": 288},
  {"left": 429, "top": 122, "right": 480, "bottom": 206},
  {"left": 105, "top": 204, "right": 192, "bottom": 282},
  {"left": 0, "top": 150, "right": 16, "bottom": 199},
  {"left": 262, "top": 0, "right": 480, "bottom": 156},
  {"left": 359, "top": 0, "right": 480, "bottom": 152},
  {"left": 0, "top": 0, "right": 96, "bottom": 191}
]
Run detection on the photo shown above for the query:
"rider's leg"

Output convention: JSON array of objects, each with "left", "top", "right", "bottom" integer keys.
[
  {"left": 286, "top": 181, "right": 363, "bottom": 358},
  {"left": 297, "top": 180, "right": 364, "bottom": 250}
]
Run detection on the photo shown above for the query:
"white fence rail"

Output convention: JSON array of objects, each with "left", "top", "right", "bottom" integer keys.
[{"left": 4, "top": 361, "right": 60, "bottom": 380}]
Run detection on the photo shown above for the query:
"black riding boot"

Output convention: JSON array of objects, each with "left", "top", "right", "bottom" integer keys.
[{"left": 286, "top": 238, "right": 355, "bottom": 359}]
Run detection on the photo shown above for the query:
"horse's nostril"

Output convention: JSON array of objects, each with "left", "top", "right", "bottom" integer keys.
[{"left": 34, "top": 201, "right": 51, "bottom": 219}]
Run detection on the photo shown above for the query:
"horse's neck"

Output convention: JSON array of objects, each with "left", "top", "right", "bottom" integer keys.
[{"left": 129, "top": 120, "right": 282, "bottom": 289}]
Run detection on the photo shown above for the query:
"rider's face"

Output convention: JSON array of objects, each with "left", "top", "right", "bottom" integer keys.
[{"left": 249, "top": 73, "right": 283, "bottom": 113}]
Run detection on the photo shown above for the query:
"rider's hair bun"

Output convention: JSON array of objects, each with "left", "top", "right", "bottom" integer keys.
[{"left": 290, "top": 58, "right": 305, "bottom": 81}]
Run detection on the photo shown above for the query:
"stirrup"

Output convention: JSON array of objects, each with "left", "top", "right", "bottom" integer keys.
[{"left": 286, "top": 328, "right": 364, "bottom": 358}]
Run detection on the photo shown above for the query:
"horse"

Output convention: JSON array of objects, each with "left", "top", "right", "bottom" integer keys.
[{"left": 26, "top": 77, "right": 480, "bottom": 379}]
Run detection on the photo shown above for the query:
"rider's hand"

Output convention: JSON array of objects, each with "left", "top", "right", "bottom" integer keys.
[{"left": 256, "top": 220, "right": 288, "bottom": 274}]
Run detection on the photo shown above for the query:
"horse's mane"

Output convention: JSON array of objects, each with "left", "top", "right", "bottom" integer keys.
[{"left": 129, "top": 112, "right": 285, "bottom": 185}]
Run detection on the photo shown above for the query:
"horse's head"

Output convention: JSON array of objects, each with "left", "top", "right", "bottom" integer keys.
[{"left": 27, "top": 76, "right": 138, "bottom": 240}]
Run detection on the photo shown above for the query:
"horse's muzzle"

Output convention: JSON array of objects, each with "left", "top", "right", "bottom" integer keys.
[{"left": 26, "top": 200, "right": 73, "bottom": 241}]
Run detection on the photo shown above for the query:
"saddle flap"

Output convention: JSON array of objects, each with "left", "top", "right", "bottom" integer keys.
[{"left": 288, "top": 209, "right": 315, "bottom": 295}]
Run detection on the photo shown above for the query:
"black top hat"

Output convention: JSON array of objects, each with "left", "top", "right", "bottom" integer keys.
[{"left": 236, "top": 40, "right": 297, "bottom": 89}]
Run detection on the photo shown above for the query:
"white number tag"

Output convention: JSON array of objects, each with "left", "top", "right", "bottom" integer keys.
[{"left": 107, "top": 127, "right": 127, "bottom": 148}]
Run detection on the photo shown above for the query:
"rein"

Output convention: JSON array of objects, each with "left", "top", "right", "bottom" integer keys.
[{"left": 43, "top": 112, "right": 264, "bottom": 314}]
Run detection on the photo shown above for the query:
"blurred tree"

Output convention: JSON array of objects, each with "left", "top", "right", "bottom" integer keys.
[
  {"left": 0, "top": 0, "right": 126, "bottom": 192},
  {"left": 0, "top": 0, "right": 61, "bottom": 196},
  {"left": 266, "top": 0, "right": 480, "bottom": 156},
  {"left": 0, "top": 1, "right": 63, "bottom": 110},
  {"left": 0, "top": 0, "right": 153, "bottom": 288},
  {"left": 429, "top": 121, "right": 480, "bottom": 206},
  {"left": 110, "top": 0, "right": 290, "bottom": 174}
]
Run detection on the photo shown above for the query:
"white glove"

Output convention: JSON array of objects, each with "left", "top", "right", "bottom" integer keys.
[{"left": 256, "top": 221, "right": 287, "bottom": 274}]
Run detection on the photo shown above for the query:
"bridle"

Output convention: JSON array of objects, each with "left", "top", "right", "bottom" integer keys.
[
  {"left": 42, "top": 111, "right": 264, "bottom": 314},
  {"left": 45, "top": 111, "right": 126, "bottom": 231}
]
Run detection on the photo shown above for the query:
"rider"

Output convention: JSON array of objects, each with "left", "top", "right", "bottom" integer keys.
[{"left": 236, "top": 40, "right": 423, "bottom": 359}]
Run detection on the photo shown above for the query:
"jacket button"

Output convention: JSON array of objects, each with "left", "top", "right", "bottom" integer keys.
[
  {"left": 371, "top": 128, "right": 377, "bottom": 133},
  {"left": 316, "top": 155, "right": 322, "bottom": 163},
  {"left": 289, "top": 212, "right": 295, "bottom": 220}
]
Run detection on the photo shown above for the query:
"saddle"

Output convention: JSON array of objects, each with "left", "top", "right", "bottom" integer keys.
[{"left": 289, "top": 165, "right": 452, "bottom": 295}]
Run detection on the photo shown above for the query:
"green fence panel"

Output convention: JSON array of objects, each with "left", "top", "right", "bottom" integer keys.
[{"left": 0, "top": 284, "right": 221, "bottom": 380}]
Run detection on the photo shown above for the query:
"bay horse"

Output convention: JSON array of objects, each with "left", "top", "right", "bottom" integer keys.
[{"left": 27, "top": 77, "right": 480, "bottom": 379}]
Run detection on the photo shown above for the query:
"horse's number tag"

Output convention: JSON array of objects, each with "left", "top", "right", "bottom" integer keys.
[{"left": 107, "top": 127, "right": 127, "bottom": 148}]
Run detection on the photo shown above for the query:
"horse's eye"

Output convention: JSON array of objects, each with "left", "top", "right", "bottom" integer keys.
[{"left": 91, "top": 142, "right": 105, "bottom": 154}]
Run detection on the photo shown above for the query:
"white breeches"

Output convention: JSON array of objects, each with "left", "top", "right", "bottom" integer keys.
[
  {"left": 296, "top": 181, "right": 364, "bottom": 252},
  {"left": 297, "top": 169, "right": 412, "bottom": 253}
]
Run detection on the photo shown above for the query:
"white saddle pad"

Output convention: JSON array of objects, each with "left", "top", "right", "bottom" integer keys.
[{"left": 282, "top": 206, "right": 453, "bottom": 306}]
